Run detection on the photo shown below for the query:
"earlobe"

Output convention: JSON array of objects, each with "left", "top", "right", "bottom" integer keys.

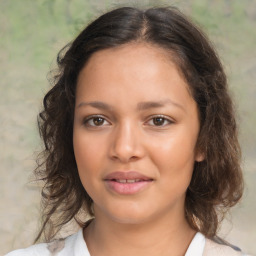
[{"left": 195, "top": 152, "right": 205, "bottom": 162}]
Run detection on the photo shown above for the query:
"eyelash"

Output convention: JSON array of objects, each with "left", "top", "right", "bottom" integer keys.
[{"left": 82, "top": 115, "right": 174, "bottom": 128}]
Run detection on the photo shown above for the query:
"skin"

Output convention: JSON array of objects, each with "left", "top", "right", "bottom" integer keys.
[{"left": 73, "top": 43, "right": 204, "bottom": 256}]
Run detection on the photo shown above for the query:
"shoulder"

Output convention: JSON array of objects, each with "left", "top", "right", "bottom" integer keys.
[
  {"left": 4, "top": 229, "right": 86, "bottom": 256},
  {"left": 4, "top": 242, "right": 50, "bottom": 256},
  {"left": 203, "top": 238, "right": 245, "bottom": 256}
]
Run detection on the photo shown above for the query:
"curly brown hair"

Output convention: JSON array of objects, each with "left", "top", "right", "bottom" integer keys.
[{"left": 35, "top": 6, "right": 244, "bottom": 242}]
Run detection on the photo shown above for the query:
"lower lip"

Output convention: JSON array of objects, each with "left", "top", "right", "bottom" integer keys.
[{"left": 104, "top": 180, "right": 153, "bottom": 195}]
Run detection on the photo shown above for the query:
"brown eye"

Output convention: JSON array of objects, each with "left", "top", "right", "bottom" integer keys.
[
  {"left": 153, "top": 117, "right": 165, "bottom": 126},
  {"left": 147, "top": 115, "right": 173, "bottom": 127},
  {"left": 92, "top": 117, "right": 104, "bottom": 126},
  {"left": 83, "top": 115, "right": 110, "bottom": 127}
]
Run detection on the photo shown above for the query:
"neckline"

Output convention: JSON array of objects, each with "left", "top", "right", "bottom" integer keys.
[
  {"left": 78, "top": 220, "right": 205, "bottom": 256},
  {"left": 185, "top": 232, "right": 206, "bottom": 256}
]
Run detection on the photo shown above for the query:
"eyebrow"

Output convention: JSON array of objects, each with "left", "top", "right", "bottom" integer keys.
[{"left": 77, "top": 99, "right": 185, "bottom": 112}]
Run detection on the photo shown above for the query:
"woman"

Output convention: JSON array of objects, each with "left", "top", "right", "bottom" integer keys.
[{"left": 6, "top": 5, "right": 245, "bottom": 256}]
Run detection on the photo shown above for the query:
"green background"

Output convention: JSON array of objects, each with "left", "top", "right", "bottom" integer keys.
[{"left": 0, "top": 0, "right": 255, "bottom": 254}]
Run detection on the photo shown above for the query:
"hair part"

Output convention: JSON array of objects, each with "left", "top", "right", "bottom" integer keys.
[{"left": 34, "top": 6, "right": 243, "bottom": 242}]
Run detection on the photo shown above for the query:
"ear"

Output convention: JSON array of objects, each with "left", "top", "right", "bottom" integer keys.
[{"left": 195, "top": 151, "right": 205, "bottom": 162}]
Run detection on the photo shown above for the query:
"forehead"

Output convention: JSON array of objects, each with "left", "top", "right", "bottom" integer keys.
[
  {"left": 77, "top": 42, "right": 187, "bottom": 89},
  {"left": 81, "top": 42, "right": 181, "bottom": 76},
  {"left": 87, "top": 42, "right": 172, "bottom": 63},
  {"left": 76, "top": 43, "right": 195, "bottom": 112}
]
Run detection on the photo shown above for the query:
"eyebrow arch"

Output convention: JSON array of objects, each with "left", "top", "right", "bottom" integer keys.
[{"left": 77, "top": 99, "right": 185, "bottom": 112}]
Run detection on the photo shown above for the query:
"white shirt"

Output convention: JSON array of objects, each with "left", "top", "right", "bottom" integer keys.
[
  {"left": 5, "top": 229, "right": 246, "bottom": 256},
  {"left": 185, "top": 232, "right": 205, "bottom": 256}
]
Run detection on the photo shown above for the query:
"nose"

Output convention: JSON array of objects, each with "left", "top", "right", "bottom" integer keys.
[{"left": 109, "top": 120, "right": 145, "bottom": 163}]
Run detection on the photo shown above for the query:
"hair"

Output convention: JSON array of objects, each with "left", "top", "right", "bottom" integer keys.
[{"left": 35, "top": 5, "right": 244, "bottom": 242}]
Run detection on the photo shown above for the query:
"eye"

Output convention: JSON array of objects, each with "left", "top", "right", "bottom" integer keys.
[
  {"left": 147, "top": 115, "right": 174, "bottom": 127},
  {"left": 82, "top": 115, "right": 110, "bottom": 127}
]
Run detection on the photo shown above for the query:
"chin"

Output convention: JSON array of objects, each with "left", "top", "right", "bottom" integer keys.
[
  {"left": 104, "top": 205, "right": 154, "bottom": 225},
  {"left": 109, "top": 214, "right": 149, "bottom": 225}
]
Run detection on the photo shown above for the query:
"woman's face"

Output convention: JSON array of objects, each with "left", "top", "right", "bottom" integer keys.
[{"left": 73, "top": 43, "right": 203, "bottom": 224}]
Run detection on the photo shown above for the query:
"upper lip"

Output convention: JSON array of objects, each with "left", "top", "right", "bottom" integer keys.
[{"left": 104, "top": 171, "right": 153, "bottom": 181}]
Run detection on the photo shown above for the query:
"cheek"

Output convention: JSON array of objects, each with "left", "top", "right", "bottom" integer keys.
[
  {"left": 148, "top": 130, "right": 197, "bottom": 182},
  {"left": 73, "top": 132, "right": 103, "bottom": 179},
  {"left": 73, "top": 133, "right": 105, "bottom": 200},
  {"left": 150, "top": 134, "right": 196, "bottom": 164}
]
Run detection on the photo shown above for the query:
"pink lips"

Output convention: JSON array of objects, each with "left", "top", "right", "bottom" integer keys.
[{"left": 104, "top": 171, "right": 153, "bottom": 195}]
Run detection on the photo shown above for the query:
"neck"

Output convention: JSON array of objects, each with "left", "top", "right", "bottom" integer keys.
[{"left": 84, "top": 209, "right": 196, "bottom": 256}]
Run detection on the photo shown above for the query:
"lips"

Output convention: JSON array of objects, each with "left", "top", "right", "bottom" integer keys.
[
  {"left": 104, "top": 171, "right": 153, "bottom": 181},
  {"left": 104, "top": 171, "right": 153, "bottom": 195},
  {"left": 112, "top": 179, "right": 144, "bottom": 183}
]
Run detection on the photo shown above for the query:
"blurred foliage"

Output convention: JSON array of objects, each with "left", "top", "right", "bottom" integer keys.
[
  {"left": 1, "top": 1, "right": 255, "bottom": 254},
  {"left": 0, "top": 0, "right": 255, "bottom": 154}
]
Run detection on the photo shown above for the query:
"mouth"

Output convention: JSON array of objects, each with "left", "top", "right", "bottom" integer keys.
[
  {"left": 104, "top": 171, "right": 153, "bottom": 195},
  {"left": 109, "top": 179, "right": 151, "bottom": 183}
]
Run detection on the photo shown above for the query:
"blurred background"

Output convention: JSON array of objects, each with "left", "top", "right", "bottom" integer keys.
[{"left": 0, "top": 0, "right": 255, "bottom": 255}]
